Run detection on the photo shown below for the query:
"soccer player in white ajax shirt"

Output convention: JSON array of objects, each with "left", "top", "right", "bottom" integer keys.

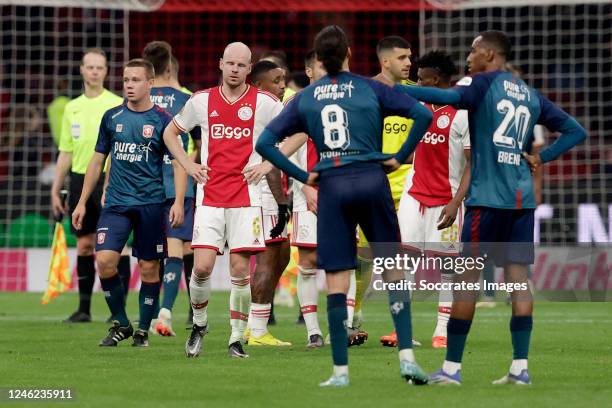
[
  {"left": 398, "top": 50, "right": 471, "bottom": 349},
  {"left": 163, "top": 42, "right": 283, "bottom": 359}
]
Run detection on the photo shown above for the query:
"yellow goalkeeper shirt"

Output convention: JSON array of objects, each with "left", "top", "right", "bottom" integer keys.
[
  {"left": 383, "top": 79, "right": 415, "bottom": 204},
  {"left": 59, "top": 89, "right": 122, "bottom": 174}
]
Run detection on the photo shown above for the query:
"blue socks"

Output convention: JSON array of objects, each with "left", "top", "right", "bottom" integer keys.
[
  {"left": 446, "top": 318, "right": 473, "bottom": 363},
  {"left": 327, "top": 293, "right": 348, "bottom": 366},
  {"left": 510, "top": 315, "right": 533, "bottom": 359},
  {"left": 138, "top": 281, "right": 160, "bottom": 331},
  {"left": 100, "top": 274, "right": 129, "bottom": 327},
  {"left": 161, "top": 257, "right": 183, "bottom": 311},
  {"left": 117, "top": 255, "right": 131, "bottom": 301},
  {"left": 388, "top": 284, "right": 413, "bottom": 350}
]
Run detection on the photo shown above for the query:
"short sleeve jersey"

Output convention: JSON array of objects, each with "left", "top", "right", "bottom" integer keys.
[
  {"left": 453, "top": 71, "right": 570, "bottom": 209},
  {"left": 173, "top": 85, "right": 283, "bottom": 208},
  {"left": 407, "top": 104, "right": 470, "bottom": 207},
  {"left": 290, "top": 137, "right": 318, "bottom": 212},
  {"left": 95, "top": 104, "right": 172, "bottom": 207},
  {"left": 383, "top": 79, "right": 415, "bottom": 199},
  {"left": 59, "top": 89, "right": 123, "bottom": 174},
  {"left": 150, "top": 86, "right": 200, "bottom": 199},
  {"left": 265, "top": 72, "right": 420, "bottom": 173}
]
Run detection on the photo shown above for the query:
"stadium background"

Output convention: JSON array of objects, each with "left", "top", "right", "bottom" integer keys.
[{"left": 0, "top": 0, "right": 610, "bottom": 291}]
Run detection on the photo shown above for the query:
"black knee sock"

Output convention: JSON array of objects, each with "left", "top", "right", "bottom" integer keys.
[
  {"left": 117, "top": 255, "right": 131, "bottom": 302},
  {"left": 77, "top": 255, "right": 96, "bottom": 314}
]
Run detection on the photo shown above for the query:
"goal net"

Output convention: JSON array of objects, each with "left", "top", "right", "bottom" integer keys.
[
  {"left": 0, "top": 0, "right": 609, "bottom": 293},
  {"left": 420, "top": 0, "right": 611, "bottom": 243}
]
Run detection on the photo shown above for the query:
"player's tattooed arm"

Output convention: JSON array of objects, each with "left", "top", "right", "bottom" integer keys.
[
  {"left": 265, "top": 167, "right": 287, "bottom": 205},
  {"left": 72, "top": 152, "right": 106, "bottom": 231},
  {"left": 438, "top": 150, "right": 471, "bottom": 230},
  {"left": 163, "top": 121, "right": 209, "bottom": 184},
  {"left": 268, "top": 167, "right": 290, "bottom": 238},
  {"left": 169, "top": 159, "right": 186, "bottom": 228}
]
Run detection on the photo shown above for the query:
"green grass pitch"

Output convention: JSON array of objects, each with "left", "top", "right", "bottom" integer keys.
[{"left": 1, "top": 291, "right": 611, "bottom": 407}]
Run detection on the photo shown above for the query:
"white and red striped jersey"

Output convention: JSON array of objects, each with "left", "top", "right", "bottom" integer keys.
[
  {"left": 173, "top": 85, "right": 283, "bottom": 208},
  {"left": 290, "top": 137, "right": 318, "bottom": 212},
  {"left": 406, "top": 104, "right": 470, "bottom": 207}
]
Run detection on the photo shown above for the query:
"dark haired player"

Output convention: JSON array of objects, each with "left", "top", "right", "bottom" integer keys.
[
  {"left": 399, "top": 50, "right": 470, "bottom": 349},
  {"left": 257, "top": 25, "right": 433, "bottom": 387},
  {"left": 397, "top": 30, "right": 586, "bottom": 385},
  {"left": 143, "top": 41, "right": 200, "bottom": 336},
  {"left": 72, "top": 59, "right": 187, "bottom": 347}
]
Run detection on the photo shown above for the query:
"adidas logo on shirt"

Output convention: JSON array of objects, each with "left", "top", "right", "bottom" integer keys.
[{"left": 210, "top": 110, "right": 219, "bottom": 117}]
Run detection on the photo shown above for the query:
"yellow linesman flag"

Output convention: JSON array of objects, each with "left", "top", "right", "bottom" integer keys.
[{"left": 41, "top": 221, "right": 71, "bottom": 304}]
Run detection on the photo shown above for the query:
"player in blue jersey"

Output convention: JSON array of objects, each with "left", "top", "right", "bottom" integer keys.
[
  {"left": 396, "top": 31, "right": 586, "bottom": 385},
  {"left": 72, "top": 59, "right": 187, "bottom": 347},
  {"left": 256, "top": 25, "right": 433, "bottom": 387},
  {"left": 143, "top": 41, "right": 201, "bottom": 336}
]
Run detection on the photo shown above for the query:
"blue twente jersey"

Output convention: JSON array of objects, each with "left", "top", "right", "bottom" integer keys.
[
  {"left": 453, "top": 71, "right": 572, "bottom": 209},
  {"left": 150, "top": 86, "right": 197, "bottom": 199},
  {"left": 96, "top": 104, "right": 172, "bottom": 207},
  {"left": 258, "top": 71, "right": 428, "bottom": 183},
  {"left": 397, "top": 70, "right": 581, "bottom": 209}
]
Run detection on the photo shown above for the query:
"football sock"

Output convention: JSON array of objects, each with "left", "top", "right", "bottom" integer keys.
[
  {"left": 442, "top": 360, "right": 462, "bottom": 375},
  {"left": 100, "top": 274, "right": 129, "bottom": 327},
  {"left": 510, "top": 315, "right": 533, "bottom": 363},
  {"left": 190, "top": 275, "right": 210, "bottom": 327},
  {"left": 333, "top": 365, "right": 348, "bottom": 377},
  {"left": 138, "top": 281, "right": 160, "bottom": 331},
  {"left": 446, "top": 317, "right": 472, "bottom": 363},
  {"left": 510, "top": 359, "right": 528, "bottom": 376},
  {"left": 399, "top": 348, "right": 415, "bottom": 363},
  {"left": 388, "top": 283, "right": 413, "bottom": 351},
  {"left": 77, "top": 255, "right": 96, "bottom": 314},
  {"left": 117, "top": 255, "right": 131, "bottom": 301},
  {"left": 297, "top": 266, "right": 321, "bottom": 336},
  {"left": 161, "top": 257, "right": 183, "bottom": 311},
  {"left": 434, "top": 273, "right": 453, "bottom": 338},
  {"left": 248, "top": 303, "right": 271, "bottom": 338},
  {"left": 346, "top": 270, "right": 356, "bottom": 327},
  {"left": 229, "top": 276, "right": 250, "bottom": 344},
  {"left": 327, "top": 293, "right": 348, "bottom": 366}
]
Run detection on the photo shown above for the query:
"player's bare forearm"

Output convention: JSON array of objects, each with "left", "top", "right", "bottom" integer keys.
[
  {"left": 257, "top": 128, "right": 309, "bottom": 184},
  {"left": 531, "top": 144, "right": 543, "bottom": 204},
  {"left": 265, "top": 167, "right": 287, "bottom": 205},
  {"left": 279, "top": 133, "right": 308, "bottom": 156},
  {"left": 452, "top": 150, "right": 471, "bottom": 204},
  {"left": 77, "top": 152, "right": 106, "bottom": 206},
  {"left": 51, "top": 151, "right": 72, "bottom": 195},
  {"left": 172, "top": 159, "right": 187, "bottom": 203}
]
